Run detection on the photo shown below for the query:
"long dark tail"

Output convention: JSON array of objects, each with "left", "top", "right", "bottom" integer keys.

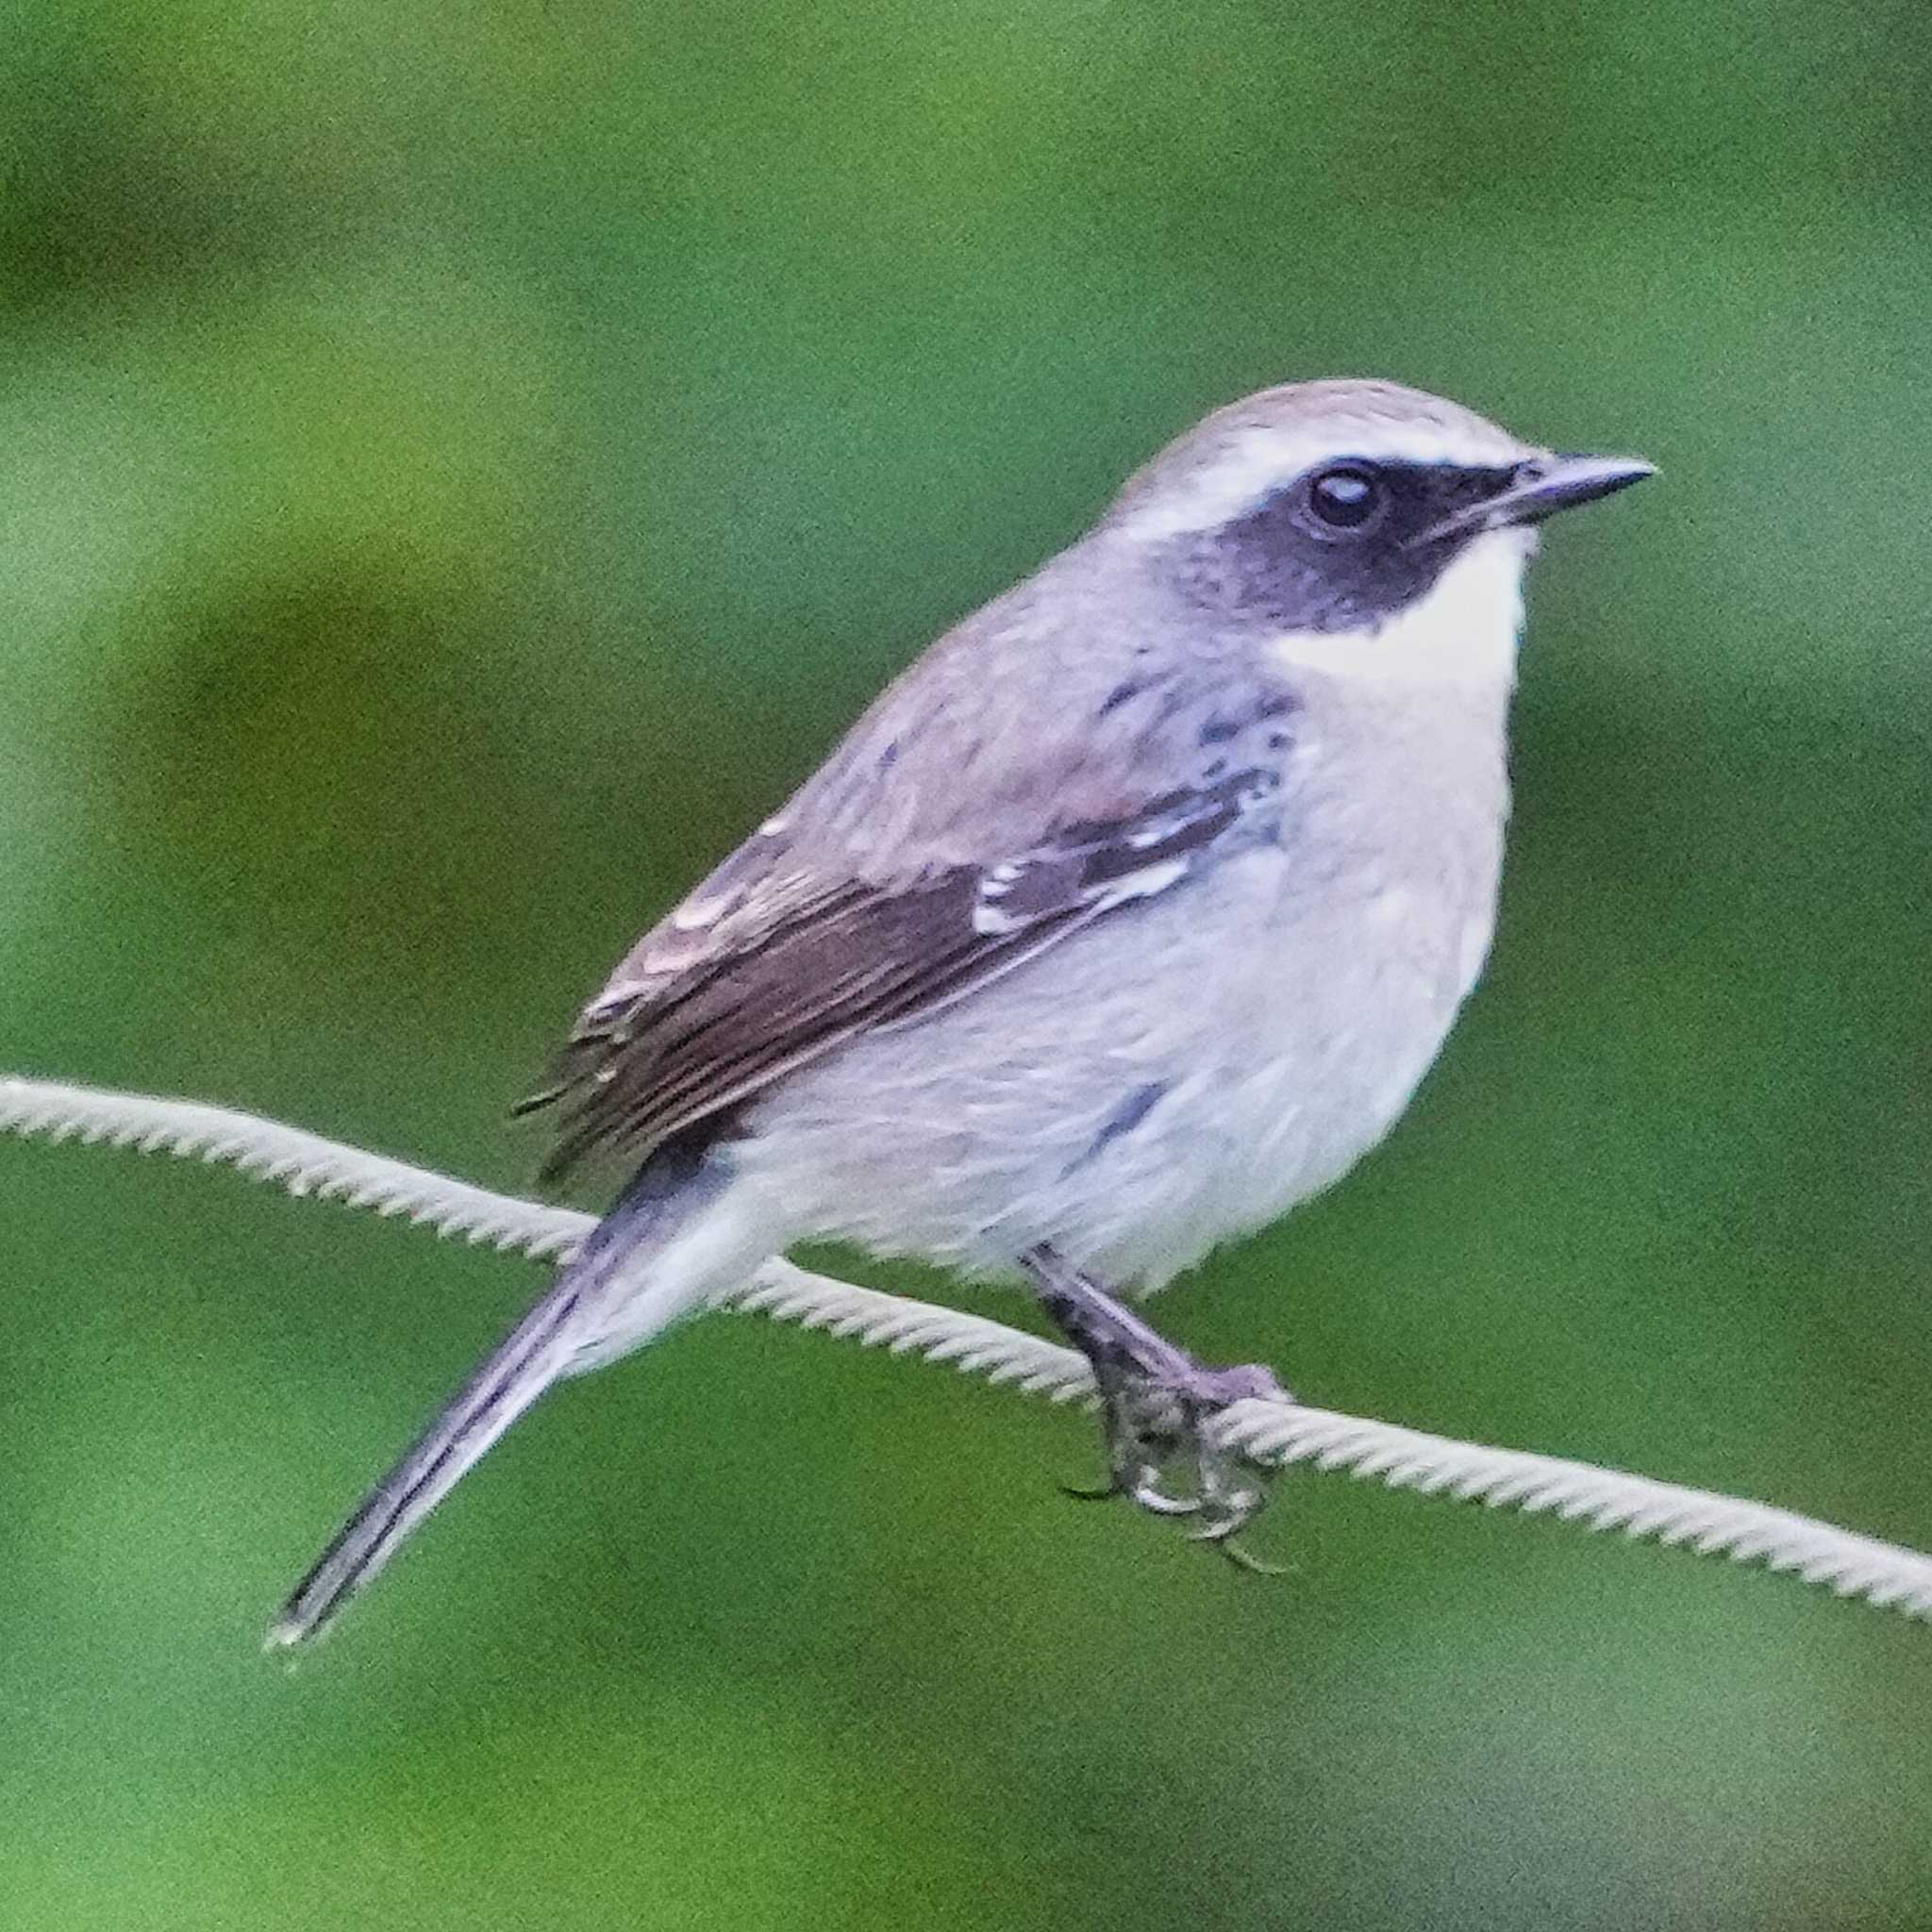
[{"left": 267, "top": 1146, "right": 719, "bottom": 1650}]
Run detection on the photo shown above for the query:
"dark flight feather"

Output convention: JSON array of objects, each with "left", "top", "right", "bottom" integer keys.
[{"left": 523, "top": 767, "right": 1283, "bottom": 1183}]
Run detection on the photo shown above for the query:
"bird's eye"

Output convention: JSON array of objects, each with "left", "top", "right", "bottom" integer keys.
[{"left": 1305, "top": 464, "right": 1386, "bottom": 534}]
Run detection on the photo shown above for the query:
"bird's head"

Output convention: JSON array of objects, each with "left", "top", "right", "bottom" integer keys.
[{"left": 1105, "top": 379, "right": 1653, "bottom": 690}]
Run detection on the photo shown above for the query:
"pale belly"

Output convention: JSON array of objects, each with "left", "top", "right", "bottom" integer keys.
[{"left": 735, "top": 837, "right": 1500, "bottom": 1291}]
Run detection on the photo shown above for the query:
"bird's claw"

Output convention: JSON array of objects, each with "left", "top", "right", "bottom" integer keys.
[
  {"left": 1060, "top": 1477, "right": 1124, "bottom": 1503},
  {"left": 1063, "top": 1396, "right": 1204, "bottom": 1515},
  {"left": 1132, "top": 1478, "right": 1204, "bottom": 1517},
  {"left": 1061, "top": 1471, "right": 1200, "bottom": 1513},
  {"left": 1187, "top": 1516, "right": 1290, "bottom": 1575},
  {"left": 1024, "top": 1249, "right": 1289, "bottom": 1571},
  {"left": 1063, "top": 1362, "right": 1286, "bottom": 1565}
]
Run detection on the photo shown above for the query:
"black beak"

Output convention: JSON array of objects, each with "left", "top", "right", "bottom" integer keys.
[{"left": 1413, "top": 453, "right": 1656, "bottom": 546}]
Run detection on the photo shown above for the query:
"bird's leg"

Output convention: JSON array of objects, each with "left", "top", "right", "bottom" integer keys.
[{"left": 1022, "top": 1244, "right": 1289, "bottom": 1566}]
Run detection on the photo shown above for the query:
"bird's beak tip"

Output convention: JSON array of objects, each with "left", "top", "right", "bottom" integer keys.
[
  {"left": 1408, "top": 453, "right": 1656, "bottom": 549},
  {"left": 1483, "top": 451, "right": 1657, "bottom": 534},
  {"left": 1554, "top": 452, "right": 1657, "bottom": 489}
]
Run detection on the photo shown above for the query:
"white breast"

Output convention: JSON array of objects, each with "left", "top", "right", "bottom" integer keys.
[{"left": 736, "top": 558, "right": 1521, "bottom": 1291}]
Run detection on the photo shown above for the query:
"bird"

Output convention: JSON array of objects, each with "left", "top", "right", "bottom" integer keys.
[{"left": 268, "top": 377, "right": 1653, "bottom": 1646}]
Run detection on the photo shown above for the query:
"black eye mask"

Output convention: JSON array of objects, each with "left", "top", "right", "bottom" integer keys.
[{"left": 1171, "top": 460, "right": 1526, "bottom": 635}]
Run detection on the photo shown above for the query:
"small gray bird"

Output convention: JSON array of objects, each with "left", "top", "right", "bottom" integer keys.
[{"left": 271, "top": 378, "right": 1651, "bottom": 1645}]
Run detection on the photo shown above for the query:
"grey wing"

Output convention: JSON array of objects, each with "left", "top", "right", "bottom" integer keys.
[{"left": 522, "top": 765, "right": 1285, "bottom": 1185}]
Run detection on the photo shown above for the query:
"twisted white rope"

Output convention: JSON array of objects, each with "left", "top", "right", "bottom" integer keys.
[{"left": 6, "top": 1072, "right": 1929, "bottom": 1624}]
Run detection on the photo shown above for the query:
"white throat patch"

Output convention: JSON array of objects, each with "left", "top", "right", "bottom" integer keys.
[{"left": 1265, "top": 527, "right": 1535, "bottom": 691}]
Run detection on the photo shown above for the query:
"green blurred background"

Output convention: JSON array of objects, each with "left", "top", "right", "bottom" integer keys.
[{"left": 2, "top": 1, "right": 1929, "bottom": 1925}]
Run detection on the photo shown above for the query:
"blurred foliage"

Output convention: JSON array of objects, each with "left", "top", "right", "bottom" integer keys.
[{"left": 2, "top": 1, "right": 1930, "bottom": 1926}]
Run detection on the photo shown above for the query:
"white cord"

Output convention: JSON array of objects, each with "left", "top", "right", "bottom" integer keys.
[{"left": 7, "top": 1072, "right": 1928, "bottom": 1624}]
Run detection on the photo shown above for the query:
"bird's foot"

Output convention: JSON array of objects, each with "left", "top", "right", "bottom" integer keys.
[
  {"left": 1024, "top": 1245, "right": 1291, "bottom": 1572},
  {"left": 1060, "top": 1376, "right": 1207, "bottom": 1516},
  {"left": 1133, "top": 1365, "right": 1289, "bottom": 1571}
]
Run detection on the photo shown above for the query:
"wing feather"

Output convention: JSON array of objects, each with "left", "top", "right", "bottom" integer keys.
[{"left": 523, "top": 763, "right": 1283, "bottom": 1183}]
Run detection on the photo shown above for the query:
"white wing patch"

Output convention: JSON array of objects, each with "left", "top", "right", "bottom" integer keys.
[
  {"left": 973, "top": 855, "right": 1191, "bottom": 938},
  {"left": 969, "top": 772, "right": 1281, "bottom": 939}
]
